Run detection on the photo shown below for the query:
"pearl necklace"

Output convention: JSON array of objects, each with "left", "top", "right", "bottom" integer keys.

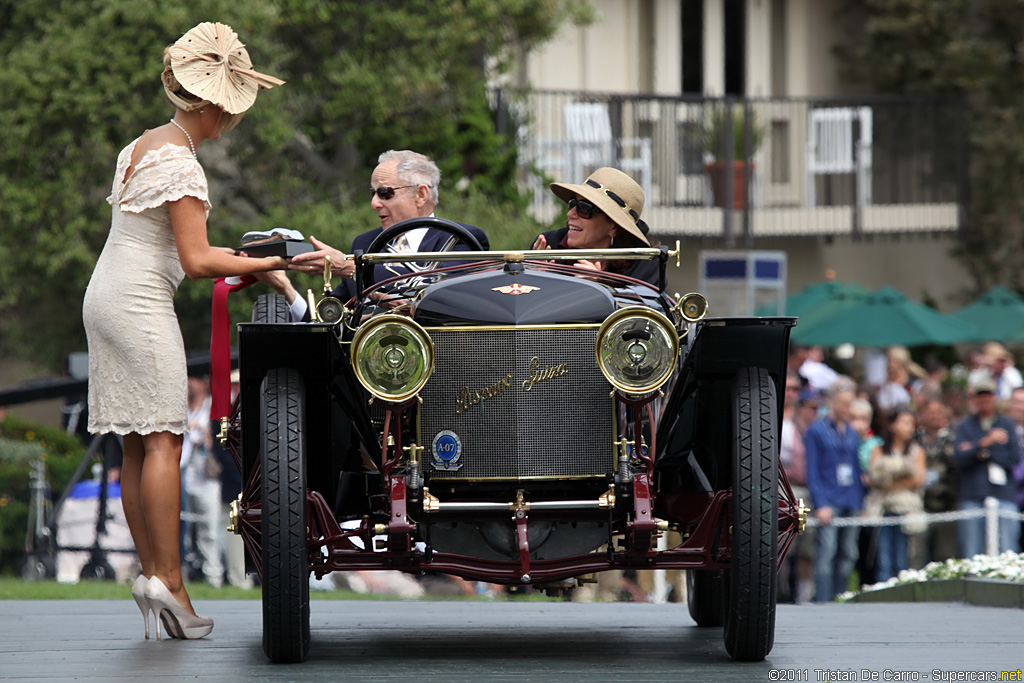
[{"left": 169, "top": 119, "right": 196, "bottom": 158}]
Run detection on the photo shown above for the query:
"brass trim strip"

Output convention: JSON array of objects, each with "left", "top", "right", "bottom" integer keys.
[
  {"left": 428, "top": 501, "right": 510, "bottom": 512},
  {"left": 424, "top": 324, "right": 602, "bottom": 333},
  {"left": 528, "top": 500, "right": 607, "bottom": 510},
  {"left": 356, "top": 247, "right": 670, "bottom": 265},
  {"left": 424, "top": 494, "right": 616, "bottom": 514},
  {"left": 427, "top": 474, "right": 609, "bottom": 482}
]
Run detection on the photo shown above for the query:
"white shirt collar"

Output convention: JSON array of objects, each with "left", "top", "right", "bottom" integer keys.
[{"left": 402, "top": 212, "right": 434, "bottom": 252}]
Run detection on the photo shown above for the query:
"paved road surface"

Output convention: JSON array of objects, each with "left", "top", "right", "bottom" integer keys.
[{"left": 1, "top": 599, "right": 1020, "bottom": 682}]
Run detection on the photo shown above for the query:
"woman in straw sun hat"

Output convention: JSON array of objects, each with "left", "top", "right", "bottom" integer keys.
[
  {"left": 82, "top": 22, "right": 285, "bottom": 640},
  {"left": 531, "top": 167, "right": 659, "bottom": 285}
]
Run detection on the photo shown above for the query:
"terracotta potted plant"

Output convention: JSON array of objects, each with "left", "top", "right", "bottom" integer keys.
[{"left": 703, "top": 105, "right": 764, "bottom": 209}]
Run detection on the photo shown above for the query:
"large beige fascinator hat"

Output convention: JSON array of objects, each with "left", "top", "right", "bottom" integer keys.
[
  {"left": 162, "top": 22, "right": 285, "bottom": 115},
  {"left": 550, "top": 167, "right": 650, "bottom": 245}
]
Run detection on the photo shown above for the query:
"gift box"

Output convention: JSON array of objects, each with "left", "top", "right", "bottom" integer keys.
[
  {"left": 238, "top": 240, "right": 315, "bottom": 258},
  {"left": 238, "top": 228, "right": 315, "bottom": 258}
]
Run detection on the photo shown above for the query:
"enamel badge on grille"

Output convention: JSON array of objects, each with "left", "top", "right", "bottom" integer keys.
[
  {"left": 491, "top": 284, "right": 540, "bottom": 296},
  {"left": 431, "top": 430, "right": 463, "bottom": 471}
]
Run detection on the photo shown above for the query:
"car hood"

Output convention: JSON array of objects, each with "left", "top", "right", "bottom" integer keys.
[{"left": 413, "top": 267, "right": 616, "bottom": 326}]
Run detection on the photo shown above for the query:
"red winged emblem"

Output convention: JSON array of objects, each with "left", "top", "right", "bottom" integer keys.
[{"left": 491, "top": 283, "right": 540, "bottom": 296}]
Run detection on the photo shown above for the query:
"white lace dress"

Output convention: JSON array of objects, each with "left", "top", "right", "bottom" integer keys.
[{"left": 83, "top": 139, "right": 211, "bottom": 436}]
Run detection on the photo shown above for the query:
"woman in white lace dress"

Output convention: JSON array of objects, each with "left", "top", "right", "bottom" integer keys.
[{"left": 82, "top": 22, "right": 284, "bottom": 640}]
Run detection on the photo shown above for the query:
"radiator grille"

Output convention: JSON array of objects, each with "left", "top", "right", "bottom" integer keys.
[{"left": 419, "top": 326, "right": 615, "bottom": 480}]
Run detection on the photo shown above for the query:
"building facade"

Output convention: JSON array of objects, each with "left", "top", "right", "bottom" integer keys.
[{"left": 504, "top": 0, "right": 972, "bottom": 313}]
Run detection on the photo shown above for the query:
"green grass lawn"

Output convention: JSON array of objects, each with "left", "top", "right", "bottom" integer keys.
[
  {"left": 0, "top": 577, "right": 558, "bottom": 601},
  {"left": 0, "top": 577, "right": 382, "bottom": 600}
]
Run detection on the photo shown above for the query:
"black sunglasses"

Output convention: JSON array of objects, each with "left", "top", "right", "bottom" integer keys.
[
  {"left": 568, "top": 197, "right": 603, "bottom": 219},
  {"left": 371, "top": 185, "right": 415, "bottom": 200}
]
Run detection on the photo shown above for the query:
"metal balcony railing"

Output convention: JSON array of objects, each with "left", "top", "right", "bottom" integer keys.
[{"left": 492, "top": 89, "right": 968, "bottom": 245}]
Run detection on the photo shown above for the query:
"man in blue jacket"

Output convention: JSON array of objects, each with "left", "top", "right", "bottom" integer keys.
[
  {"left": 805, "top": 381, "right": 864, "bottom": 602},
  {"left": 953, "top": 378, "right": 1021, "bottom": 557}
]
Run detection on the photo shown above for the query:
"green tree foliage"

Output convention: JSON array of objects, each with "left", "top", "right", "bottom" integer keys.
[
  {"left": 0, "top": 1, "right": 580, "bottom": 371},
  {"left": 835, "top": 0, "right": 1024, "bottom": 293}
]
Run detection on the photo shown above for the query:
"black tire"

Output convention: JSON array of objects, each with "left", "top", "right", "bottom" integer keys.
[
  {"left": 686, "top": 569, "right": 727, "bottom": 627},
  {"left": 723, "top": 366, "right": 778, "bottom": 662},
  {"left": 253, "top": 293, "right": 291, "bottom": 323},
  {"left": 260, "top": 368, "right": 311, "bottom": 663}
]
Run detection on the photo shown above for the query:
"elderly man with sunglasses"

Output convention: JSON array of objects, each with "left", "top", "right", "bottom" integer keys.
[{"left": 257, "top": 149, "right": 489, "bottom": 319}]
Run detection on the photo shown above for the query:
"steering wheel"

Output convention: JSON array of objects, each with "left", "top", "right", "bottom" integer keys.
[
  {"left": 363, "top": 216, "right": 484, "bottom": 254},
  {"left": 355, "top": 217, "right": 485, "bottom": 296}
]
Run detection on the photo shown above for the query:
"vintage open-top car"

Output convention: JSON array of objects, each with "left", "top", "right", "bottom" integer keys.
[{"left": 221, "top": 217, "right": 803, "bottom": 663}]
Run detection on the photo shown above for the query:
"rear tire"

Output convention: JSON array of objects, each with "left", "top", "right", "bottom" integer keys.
[
  {"left": 686, "top": 569, "right": 727, "bottom": 627},
  {"left": 723, "top": 366, "right": 778, "bottom": 662},
  {"left": 253, "top": 293, "right": 291, "bottom": 323},
  {"left": 260, "top": 368, "right": 311, "bottom": 663}
]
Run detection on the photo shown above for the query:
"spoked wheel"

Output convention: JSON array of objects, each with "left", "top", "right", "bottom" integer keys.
[
  {"left": 260, "top": 368, "right": 311, "bottom": 663},
  {"left": 723, "top": 366, "right": 778, "bottom": 662},
  {"left": 686, "top": 569, "right": 727, "bottom": 627}
]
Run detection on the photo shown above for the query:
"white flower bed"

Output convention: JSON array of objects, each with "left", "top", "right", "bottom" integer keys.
[{"left": 837, "top": 551, "right": 1024, "bottom": 602}]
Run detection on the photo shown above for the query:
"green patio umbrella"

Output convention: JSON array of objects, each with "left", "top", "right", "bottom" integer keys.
[
  {"left": 795, "top": 286, "right": 982, "bottom": 348},
  {"left": 754, "top": 281, "right": 871, "bottom": 317},
  {"left": 949, "top": 286, "right": 1024, "bottom": 342},
  {"left": 790, "top": 285, "right": 869, "bottom": 344}
]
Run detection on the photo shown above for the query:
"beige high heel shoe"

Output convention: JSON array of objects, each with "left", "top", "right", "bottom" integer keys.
[
  {"left": 130, "top": 575, "right": 152, "bottom": 639},
  {"left": 132, "top": 575, "right": 180, "bottom": 639},
  {"left": 144, "top": 577, "right": 214, "bottom": 640}
]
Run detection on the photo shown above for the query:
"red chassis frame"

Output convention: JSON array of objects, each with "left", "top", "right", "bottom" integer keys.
[{"left": 224, "top": 387, "right": 804, "bottom": 586}]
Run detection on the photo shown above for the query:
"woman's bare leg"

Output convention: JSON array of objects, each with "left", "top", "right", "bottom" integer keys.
[
  {"left": 120, "top": 433, "right": 153, "bottom": 577},
  {"left": 139, "top": 430, "right": 199, "bottom": 615}
]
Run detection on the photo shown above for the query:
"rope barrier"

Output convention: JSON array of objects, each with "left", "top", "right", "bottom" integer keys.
[
  {"left": 803, "top": 499, "right": 1024, "bottom": 529},
  {"left": 797, "top": 496, "right": 1024, "bottom": 557}
]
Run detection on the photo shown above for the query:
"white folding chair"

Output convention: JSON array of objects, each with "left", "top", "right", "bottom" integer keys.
[
  {"left": 563, "top": 102, "right": 653, "bottom": 199},
  {"left": 807, "top": 106, "right": 872, "bottom": 207}
]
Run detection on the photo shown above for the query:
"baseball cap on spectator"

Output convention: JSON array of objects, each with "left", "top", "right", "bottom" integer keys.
[
  {"left": 798, "top": 388, "right": 822, "bottom": 406},
  {"left": 970, "top": 378, "right": 996, "bottom": 395}
]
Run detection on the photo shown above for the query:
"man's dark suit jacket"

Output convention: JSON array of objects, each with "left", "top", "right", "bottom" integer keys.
[{"left": 328, "top": 221, "right": 489, "bottom": 303}]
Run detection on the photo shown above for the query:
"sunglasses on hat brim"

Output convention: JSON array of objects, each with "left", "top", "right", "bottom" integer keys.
[{"left": 580, "top": 179, "right": 651, "bottom": 238}]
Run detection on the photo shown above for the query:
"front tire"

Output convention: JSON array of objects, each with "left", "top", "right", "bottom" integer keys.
[
  {"left": 723, "top": 366, "right": 778, "bottom": 662},
  {"left": 253, "top": 293, "right": 290, "bottom": 323},
  {"left": 260, "top": 368, "right": 311, "bottom": 663}
]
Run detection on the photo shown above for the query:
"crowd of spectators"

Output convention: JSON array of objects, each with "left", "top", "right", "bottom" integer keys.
[
  {"left": 177, "top": 372, "right": 251, "bottom": 589},
  {"left": 782, "top": 342, "right": 1024, "bottom": 603}
]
